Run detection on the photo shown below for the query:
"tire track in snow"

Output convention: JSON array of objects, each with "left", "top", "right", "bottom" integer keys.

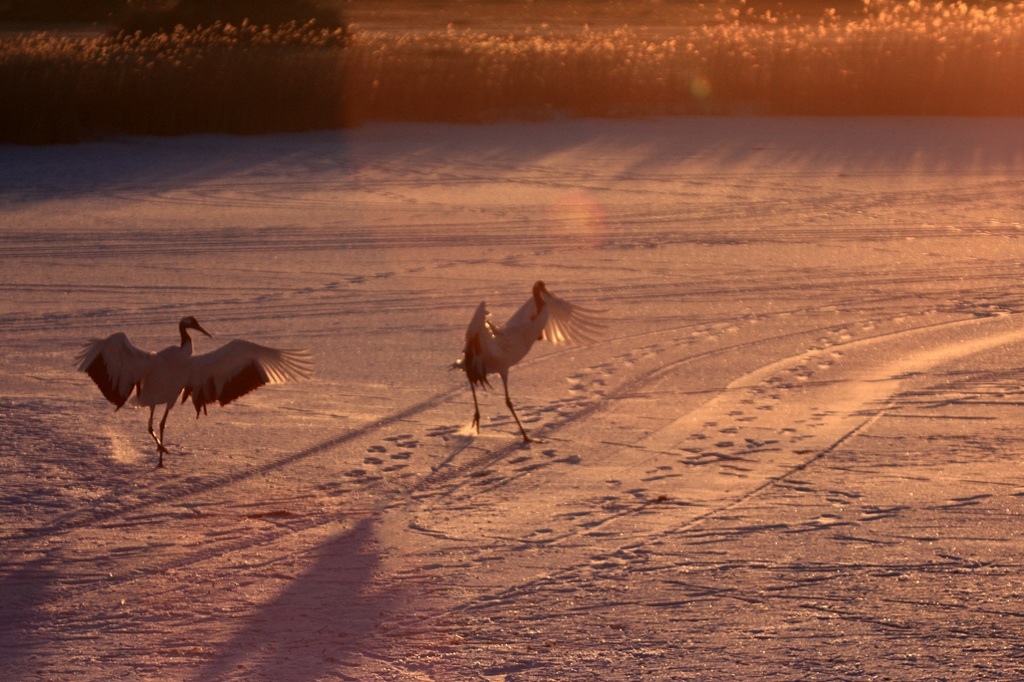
[
  {"left": 2, "top": 308, "right": 1017, "bottom": 682},
  {"left": 0, "top": 301, "right": 897, "bottom": 612},
  {"left": 405, "top": 307, "right": 1019, "bottom": 504},
  {"left": 7, "top": 289, "right": 1020, "bottom": 624},
  {"left": 389, "top": 311, "right": 1024, "bottom": 629},
  {"left": 13, "top": 286, "right": 1006, "bottom": 541}
]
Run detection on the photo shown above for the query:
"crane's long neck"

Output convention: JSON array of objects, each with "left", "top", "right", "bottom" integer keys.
[
  {"left": 179, "top": 324, "right": 192, "bottom": 349},
  {"left": 531, "top": 285, "right": 546, "bottom": 319}
]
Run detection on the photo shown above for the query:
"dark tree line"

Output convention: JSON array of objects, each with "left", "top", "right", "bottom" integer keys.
[
  {"left": 0, "top": 0, "right": 125, "bottom": 22},
  {"left": 0, "top": 1, "right": 345, "bottom": 28}
]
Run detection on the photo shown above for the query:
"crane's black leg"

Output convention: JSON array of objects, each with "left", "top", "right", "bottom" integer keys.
[
  {"left": 155, "top": 404, "right": 171, "bottom": 467},
  {"left": 147, "top": 406, "right": 161, "bottom": 449},
  {"left": 470, "top": 382, "right": 482, "bottom": 434},
  {"left": 146, "top": 406, "right": 168, "bottom": 467},
  {"left": 501, "top": 373, "right": 533, "bottom": 443}
]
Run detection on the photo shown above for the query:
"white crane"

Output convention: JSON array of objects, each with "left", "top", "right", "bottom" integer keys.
[
  {"left": 76, "top": 316, "right": 312, "bottom": 467},
  {"left": 454, "top": 281, "right": 605, "bottom": 442}
]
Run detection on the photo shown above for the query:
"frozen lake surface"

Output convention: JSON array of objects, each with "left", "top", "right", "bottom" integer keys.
[{"left": 3, "top": 117, "right": 1024, "bottom": 679}]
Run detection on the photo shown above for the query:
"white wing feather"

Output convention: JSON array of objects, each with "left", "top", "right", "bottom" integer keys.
[
  {"left": 539, "top": 290, "right": 607, "bottom": 346},
  {"left": 185, "top": 340, "right": 312, "bottom": 415},
  {"left": 75, "top": 332, "right": 155, "bottom": 407}
]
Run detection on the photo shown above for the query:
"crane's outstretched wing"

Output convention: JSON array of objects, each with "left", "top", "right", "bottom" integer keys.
[
  {"left": 184, "top": 340, "right": 313, "bottom": 416},
  {"left": 75, "top": 332, "right": 154, "bottom": 408},
  {"left": 458, "top": 301, "right": 493, "bottom": 388},
  {"left": 539, "top": 289, "right": 607, "bottom": 346}
]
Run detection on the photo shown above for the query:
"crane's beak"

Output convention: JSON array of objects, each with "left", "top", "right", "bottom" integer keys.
[{"left": 193, "top": 322, "right": 212, "bottom": 338}]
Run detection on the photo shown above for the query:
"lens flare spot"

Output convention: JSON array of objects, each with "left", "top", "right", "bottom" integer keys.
[
  {"left": 690, "top": 76, "right": 712, "bottom": 101},
  {"left": 546, "top": 190, "right": 608, "bottom": 247}
]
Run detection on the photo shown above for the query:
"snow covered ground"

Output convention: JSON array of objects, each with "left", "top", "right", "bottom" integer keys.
[{"left": 3, "top": 117, "right": 1024, "bottom": 680}]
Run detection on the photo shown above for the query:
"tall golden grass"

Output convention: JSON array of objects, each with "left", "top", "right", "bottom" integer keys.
[
  {"left": 2, "top": 1, "right": 1023, "bottom": 143},
  {"left": 0, "top": 21, "right": 349, "bottom": 143}
]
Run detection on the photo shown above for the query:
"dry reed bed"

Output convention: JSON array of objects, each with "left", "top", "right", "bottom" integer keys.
[
  {"left": 2, "top": 1, "right": 1023, "bottom": 143},
  {"left": 0, "top": 21, "right": 350, "bottom": 142}
]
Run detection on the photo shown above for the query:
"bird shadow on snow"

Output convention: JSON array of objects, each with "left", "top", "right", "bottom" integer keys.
[
  {"left": 194, "top": 516, "right": 387, "bottom": 681},
  {"left": 0, "top": 556, "right": 57, "bottom": 673},
  {"left": 18, "top": 388, "right": 462, "bottom": 539}
]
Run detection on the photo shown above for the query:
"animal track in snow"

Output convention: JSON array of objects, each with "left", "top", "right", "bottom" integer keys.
[{"left": 357, "top": 434, "right": 423, "bottom": 475}]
